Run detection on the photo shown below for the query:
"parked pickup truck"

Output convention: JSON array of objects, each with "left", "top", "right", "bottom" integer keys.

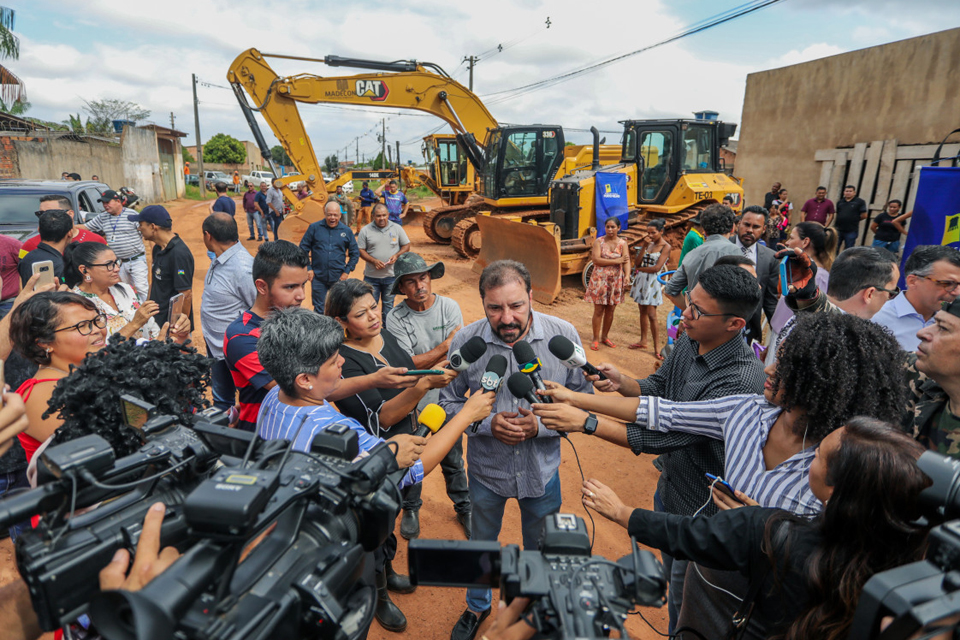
[{"left": 242, "top": 170, "right": 275, "bottom": 187}]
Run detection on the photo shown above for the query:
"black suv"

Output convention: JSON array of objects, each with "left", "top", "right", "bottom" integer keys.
[{"left": 0, "top": 180, "right": 110, "bottom": 241}]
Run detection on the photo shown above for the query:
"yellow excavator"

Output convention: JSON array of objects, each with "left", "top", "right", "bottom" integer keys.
[
  {"left": 226, "top": 49, "right": 620, "bottom": 252},
  {"left": 474, "top": 118, "right": 744, "bottom": 303}
]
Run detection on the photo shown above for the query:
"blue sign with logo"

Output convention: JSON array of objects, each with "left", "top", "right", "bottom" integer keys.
[
  {"left": 899, "top": 166, "right": 960, "bottom": 287},
  {"left": 596, "top": 172, "right": 628, "bottom": 236}
]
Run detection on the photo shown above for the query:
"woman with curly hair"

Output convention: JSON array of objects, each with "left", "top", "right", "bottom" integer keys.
[
  {"left": 580, "top": 418, "right": 931, "bottom": 640},
  {"left": 533, "top": 312, "right": 908, "bottom": 515},
  {"left": 9, "top": 291, "right": 108, "bottom": 464}
]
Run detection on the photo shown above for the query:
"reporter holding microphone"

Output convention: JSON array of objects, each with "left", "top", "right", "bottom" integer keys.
[{"left": 255, "top": 305, "right": 495, "bottom": 634}]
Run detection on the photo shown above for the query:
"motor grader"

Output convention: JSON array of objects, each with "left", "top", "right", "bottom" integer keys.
[
  {"left": 226, "top": 48, "right": 621, "bottom": 251},
  {"left": 473, "top": 118, "right": 744, "bottom": 303}
]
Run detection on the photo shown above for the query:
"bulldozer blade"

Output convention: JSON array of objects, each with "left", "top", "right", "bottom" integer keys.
[{"left": 473, "top": 215, "right": 562, "bottom": 305}]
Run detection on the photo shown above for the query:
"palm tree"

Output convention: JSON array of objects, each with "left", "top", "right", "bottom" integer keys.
[{"left": 0, "top": 7, "right": 27, "bottom": 113}]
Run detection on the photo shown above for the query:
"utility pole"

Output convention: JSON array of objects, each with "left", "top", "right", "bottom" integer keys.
[
  {"left": 356, "top": 138, "right": 359, "bottom": 166},
  {"left": 462, "top": 55, "right": 478, "bottom": 91},
  {"left": 396, "top": 141, "right": 400, "bottom": 172},
  {"left": 381, "top": 119, "right": 386, "bottom": 170},
  {"left": 192, "top": 74, "right": 205, "bottom": 198},
  {"left": 386, "top": 144, "right": 392, "bottom": 167},
  {"left": 169, "top": 112, "right": 175, "bottom": 130}
]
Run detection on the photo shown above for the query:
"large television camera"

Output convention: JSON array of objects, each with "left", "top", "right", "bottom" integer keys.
[
  {"left": 851, "top": 451, "right": 960, "bottom": 639},
  {"left": 0, "top": 398, "right": 404, "bottom": 640},
  {"left": 409, "top": 513, "right": 666, "bottom": 639}
]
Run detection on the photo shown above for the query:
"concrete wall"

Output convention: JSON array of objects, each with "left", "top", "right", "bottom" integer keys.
[
  {"left": 737, "top": 27, "right": 960, "bottom": 210},
  {"left": 10, "top": 135, "right": 126, "bottom": 187},
  {"left": 120, "top": 126, "right": 163, "bottom": 204}
]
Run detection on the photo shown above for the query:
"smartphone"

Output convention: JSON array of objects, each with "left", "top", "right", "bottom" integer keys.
[
  {"left": 778, "top": 256, "right": 793, "bottom": 296},
  {"left": 408, "top": 539, "right": 502, "bottom": 588},
  {"left": 705, "top": 473, "right": 744, "bottom": 504},
  {"left": 167, "top": 292, "right": 185, "bottom": 326},
  {"left": 401, "top": 369, "right": 445, "bottom": 376},
  {"left": 32, "top": 260, "right": 56, "bottom": 289}
]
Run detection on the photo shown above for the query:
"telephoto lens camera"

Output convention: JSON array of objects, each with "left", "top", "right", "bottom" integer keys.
[
  {"left": 409, "top": 513, "right": 666, "bottom": 639},
  {"left": 0, "top": 396, "right": 406, "bottom": 640},
  {"left": 850, "top": 451, "right": 960, "bottom": 639}
]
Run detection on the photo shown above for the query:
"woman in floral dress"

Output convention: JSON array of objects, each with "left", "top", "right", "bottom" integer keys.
[
  {"left": 584, "top": 218, "right": 629, "bottom": 350},
  {"left": 628, "top": 219, "right": 669, "bottom": 358}
]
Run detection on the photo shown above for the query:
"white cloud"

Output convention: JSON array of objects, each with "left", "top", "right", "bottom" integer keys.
[{"left": 762, "top": 43, "right": 848, "bottom": 70}]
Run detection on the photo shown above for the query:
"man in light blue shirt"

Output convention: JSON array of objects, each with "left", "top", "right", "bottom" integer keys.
[
  {"left": 201, "top": 213, "right": 257, "bottom": 410},
  {"left": 874, "top": 245, "right": 960, "bottom": 351}
]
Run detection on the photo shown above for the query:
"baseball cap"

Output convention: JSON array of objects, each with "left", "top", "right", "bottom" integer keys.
[
  {"left": 127, "top": 205, "right": 172, "bottom": 226},
  {"left": 97, "top": 189, "right": 121, "bottom": 203}
]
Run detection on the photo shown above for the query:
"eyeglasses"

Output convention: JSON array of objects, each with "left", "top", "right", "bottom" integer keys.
[
  {"left": 919, "top": 275, "right": 960, "bottom": 293},
  {"left": 54, "top": 313, "right": 107, "bottom": 335},
  {"left": 88, "top": 259, "right": 123, "bottom": 270},
  {"left": 684, "top": 292, "right": 735, "bottom": 320},
  {"left": 864, "top": 285, "right": 901, "bottom": 300}
]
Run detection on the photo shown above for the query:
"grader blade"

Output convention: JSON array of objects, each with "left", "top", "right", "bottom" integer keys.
[{"left": 473, "top": 215, "right": 563, "bottom": 304}]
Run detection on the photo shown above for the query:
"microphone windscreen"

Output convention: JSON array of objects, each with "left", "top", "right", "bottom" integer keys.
[
  {"left": 418, "top": 404, "right": 447, "bottom": 434},
  {"left": 485, "top": 354, "right": 508, "bottom": 377},
  {"left": 512, "top": 340, "right": 536, "bottom": 365},
  {"left": 547, "top": 335, "right": 575, "bottom": 360},
  {"left": 506, "top": 371, "right": 535, "bottom": 399},
  {"left": 460, "top": 336, "right": 488, "bottom": 363}
]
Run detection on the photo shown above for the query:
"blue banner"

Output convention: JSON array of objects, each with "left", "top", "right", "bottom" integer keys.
[
  {"left": 596, "top": 172, "right": 628, "bottom": 236},
  {"left": 899, "top": 166, "right": 960, "bottom": 287}
]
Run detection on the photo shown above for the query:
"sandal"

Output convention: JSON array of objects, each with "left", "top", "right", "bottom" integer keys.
[
  {"left": 628, "top": 342, "right": 648, "bottom": 350},
  {"left": 590, "top": 341, "right": 600, "bottom": 351},
  {"left": 654, "top": 351, "right": 665, "bottom": 361},
  {"left": 602, "top": 339, "right": 616, "bottom": 348}
]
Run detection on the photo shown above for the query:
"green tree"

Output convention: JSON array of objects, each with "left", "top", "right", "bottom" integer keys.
[
  {"left": 79, "top": 98, "right": 151, "bottom": 133},
  {"left": 204, "top": 133, "right": 246, "bottom": 164},
  {"left": 270, "top": 145, "right": 292, "bottom": 166},
  {"left": 0, "top": 7, "right": 27, "bottom": 115},
  {"left": 182, "top": 147, "right": 195, "bottom": 163},
  {"left": 371, "top": 151, "right": 385, "bottom": 170},
  {"left": 323, "top": 154, "right": 339, "bottom": 175}
]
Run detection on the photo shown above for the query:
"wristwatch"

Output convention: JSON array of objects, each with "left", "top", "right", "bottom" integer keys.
[{"left": 582, "top": 412, "right": 598, "bottom": 435}]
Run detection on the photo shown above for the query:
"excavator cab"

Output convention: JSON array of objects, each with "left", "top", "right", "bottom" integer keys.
[
  {"left": 477, "top": 126, "right": 565, "bottom": 202},
  {"left": 425, "top": 135, "right": 469, "bottom": 187}
]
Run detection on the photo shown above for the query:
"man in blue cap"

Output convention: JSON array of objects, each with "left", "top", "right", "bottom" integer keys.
[{"left": 129, "top": 205, "right": 195, "bottom": 330}]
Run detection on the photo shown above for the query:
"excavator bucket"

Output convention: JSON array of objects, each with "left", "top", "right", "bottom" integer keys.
[
  {"left": 473, "top": 215, "right": 563, "bottom": 304},
  {"left": 278, "top": 198, "right": 326, "bottom": 245}
]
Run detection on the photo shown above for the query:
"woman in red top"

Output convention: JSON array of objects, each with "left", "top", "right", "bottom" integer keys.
[{"left": 9, "top": 291, "right": 107, "bottom": 462}]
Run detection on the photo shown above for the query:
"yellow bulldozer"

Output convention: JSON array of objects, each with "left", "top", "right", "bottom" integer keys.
[
  {"left": 226, "top": 49, "right": 621, "bottom": 252},
  {"left": 474, "top": 118, "right": 744, "bottom": 303}
]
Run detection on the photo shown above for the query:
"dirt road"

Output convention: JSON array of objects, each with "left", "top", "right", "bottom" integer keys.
[{"left": 1, "top": 196, "right": 672, "bottom": 640}]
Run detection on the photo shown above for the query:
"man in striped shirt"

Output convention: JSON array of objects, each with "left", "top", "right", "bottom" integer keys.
[
  {"left": 223, "top": 241, "right": 310, "bottom": 432},
  {"left": 81, "top": 190, "right": 149, "bottom": 301}
]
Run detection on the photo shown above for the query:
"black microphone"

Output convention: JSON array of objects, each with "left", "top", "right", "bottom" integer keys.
[
  {"left": 470, "top": 355, "right": 507, "bottom": 433},
  {"left": 506, "top": 372, "right": 540, "bottom": 405},
  {"left": 512, "top": 340, "right": 552, "bottom": 403},
  {"left": 448, "top": 335, "right": 488, "bottom": 372},
  {"left": 548, "top": 335, "right": 607, "bottom": 380}
]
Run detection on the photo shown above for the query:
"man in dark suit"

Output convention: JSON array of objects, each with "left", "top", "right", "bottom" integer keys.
[{"left": 731, "top": 205, "right": 779, "bottom": 342}]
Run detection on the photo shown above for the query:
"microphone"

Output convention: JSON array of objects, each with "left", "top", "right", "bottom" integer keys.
[
  {"left": 512, "top": 340, "right": 552, "bottom": 403},
  {"left": 548, "top": 335, "right": 607, "bottom": 380},
  {"left": 414, "top": 403, "right": 447, "bottom": 437},
  {"left": 506, "top": 372, "right": 540, "bottom": 405},
  {"left": 470, "top": 354, "right": 507, "bottom": 433},
  {"left": 448, "top": 335, "right": 488, "bottom": 372}
]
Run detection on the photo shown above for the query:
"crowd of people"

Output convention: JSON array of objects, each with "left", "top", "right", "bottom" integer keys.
[{"left": 0, "top": 172, "right": 956, "bottom": 640}]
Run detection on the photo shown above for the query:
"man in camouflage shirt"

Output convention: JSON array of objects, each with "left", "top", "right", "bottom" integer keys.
[{"left": 904, "top": 299, "right": 960, "bottom": 456}]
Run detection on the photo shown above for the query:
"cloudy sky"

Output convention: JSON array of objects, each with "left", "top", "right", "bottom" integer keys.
[{"left": 8, "top": 0, "right": 960, "bottom": 166}]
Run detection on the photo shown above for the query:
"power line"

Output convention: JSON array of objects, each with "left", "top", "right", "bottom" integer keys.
[{"left": 482, "top": 0, "right": 785, "bottom": 105}]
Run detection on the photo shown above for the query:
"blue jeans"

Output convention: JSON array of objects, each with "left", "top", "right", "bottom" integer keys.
[
  {"left": 654, "top": 491, "right": 686, "bottom": 635},
  {"left": 265, "top": 213, "right": 281, "bottom": 241},
  {"left": 209, "top": 355, "right": 237, "bottom": 411},
  {"left": 0, "top": 470, "right": 31, "bottom": 540},
  {"left": 465, "top": 472, "right": 562, "bottom": 612},
  {"left": 245, "top": 210, "right": 266, "bottom": 239},
  {"left": 0, "top": 299, "right": 14, "bottom": 320},
  {"left": 311, "top": 279, "right": 337, "bottom": 314},
  {"left": 364, "top": 276, "right": 396, "bottom": 318},
  {"left": 838, "top": 230, "right": 859, "bottom": 253},
  {"left": 872, "top": 238, "right": 900, "bottom": 254}
]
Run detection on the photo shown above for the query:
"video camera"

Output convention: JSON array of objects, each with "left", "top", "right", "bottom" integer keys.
[
  {"left": 409, "top": 513, "right": 666, "bottom": 639},
  {"left": 0, "top": 396, "right": 405, "bottom": 640},
  {"left": 851, "top": 451, "right": 960, "bottom": 639}
]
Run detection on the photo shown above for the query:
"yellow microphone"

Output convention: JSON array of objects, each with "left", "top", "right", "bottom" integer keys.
[{"left": 414, "top": 404, "right": 447, "bottom": 437}]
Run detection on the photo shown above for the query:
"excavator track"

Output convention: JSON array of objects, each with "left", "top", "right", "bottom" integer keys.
[
  {"left": 422, "top": 204, "right": 476, "bottom": 244},
  {"left": 451, "top": 209, "right": 552, "bottom": 258}
]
